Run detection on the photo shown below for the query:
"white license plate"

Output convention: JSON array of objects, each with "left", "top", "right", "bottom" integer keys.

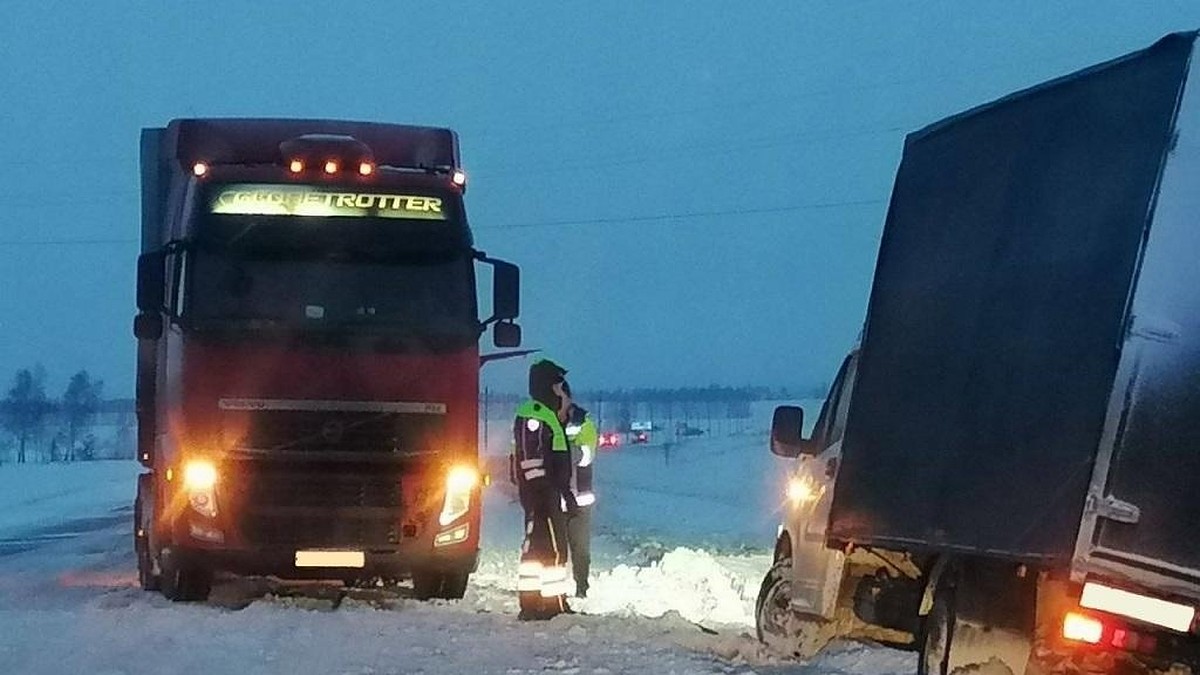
[{"left": 294, "top": 550, "right": 365, "bottom": 568}]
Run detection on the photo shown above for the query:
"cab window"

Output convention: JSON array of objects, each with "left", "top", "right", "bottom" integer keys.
[{"left": 810, "top": 351, "right": 859, "bottom": 448}]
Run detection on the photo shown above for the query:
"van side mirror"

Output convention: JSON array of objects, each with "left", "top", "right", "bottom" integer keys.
[
  {"left": 492, "top": 261, "right": 520, "bottom": 321},
  {"left": 494, "top": 321, "right": 521, "bottom": 348},
  {"left": 133, "top": 312, "right": 163, "bottom": 341},
  {"left": 771, "top": 405, "right": 814, "bottom": 458},
  {"left": 137, "top": 251, "right": 166, "bottom": 313}
]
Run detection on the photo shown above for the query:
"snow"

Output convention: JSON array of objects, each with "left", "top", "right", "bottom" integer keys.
[{"left": 0, "top": 403, "right": 913, "bottom": 673}]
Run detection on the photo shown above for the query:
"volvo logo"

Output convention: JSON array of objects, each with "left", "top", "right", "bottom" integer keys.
[{"left": 319, "top": 419, "right": 345, "bottom": 444}]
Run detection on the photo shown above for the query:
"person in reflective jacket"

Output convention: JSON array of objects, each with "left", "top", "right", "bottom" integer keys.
[
  {"left": 512, "top": 358, "right": 575, "bottom": 620},
  {"left": 561, "top": 383, "right": 598, "bottom": 598}
]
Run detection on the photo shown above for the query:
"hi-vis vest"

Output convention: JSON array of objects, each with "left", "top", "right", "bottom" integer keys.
[
  {"left": 565, "top": 411, "right": 598, "bottom": 507},
  {"left": 514, "top": 400, "right": 567, "bottom": 484}
]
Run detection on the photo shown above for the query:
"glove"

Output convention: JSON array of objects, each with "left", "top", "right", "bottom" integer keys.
[{"left": 561, "top": 490, "right": 579, "bottom": 515}]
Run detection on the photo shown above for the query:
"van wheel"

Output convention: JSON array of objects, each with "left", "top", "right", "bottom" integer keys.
[
  {"left": 159, "top": 548, "right": 213, "bottom": 602},
  {"left": 919, "top": 575, "right": 955, "bottom": 675},
  {"left": 755, "top": 559, "right": 835, "bottom": 659},
  {"left": 412, "top": 569, "right": 469, "bottom": 600}
]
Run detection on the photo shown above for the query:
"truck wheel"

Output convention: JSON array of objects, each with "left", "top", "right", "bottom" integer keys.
[
  {"left": 412, "top": 569, "right": 469, "bottom": 600},
  {"left": 159, "top": 549, "right": 213, "bottom": 602},
  {"left": 441, "top": 572, "right": 469, "bottom": 599},
  {"left": 755, "top": 558, "right": 836, "bottom": 659},
  {"left": 134, "top": 475, "right": 160, "bottom": 591},
  {"left": 133, "top": 499, "right": 159, "bottom": 591}
]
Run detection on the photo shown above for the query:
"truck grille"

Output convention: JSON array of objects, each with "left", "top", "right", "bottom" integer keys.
[
  {"left": 223, "top": 467, "right": 424, "bottom": 548},
  {"left": 233, "top": 409, "right": 442, "bottom": 455}
]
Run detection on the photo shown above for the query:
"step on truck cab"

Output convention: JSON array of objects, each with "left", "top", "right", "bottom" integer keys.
[
  {"left": 133, "top": 119, "right": 521, "bottom": 601},
  {"left": 758, "top": 32, "right": 1200, "bottom": 674}
]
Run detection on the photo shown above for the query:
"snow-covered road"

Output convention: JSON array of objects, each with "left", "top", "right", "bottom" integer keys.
[{"left": 0, "top": 423, "right": 913, "bottom": 674}]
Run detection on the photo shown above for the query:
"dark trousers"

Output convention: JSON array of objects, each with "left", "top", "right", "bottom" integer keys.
[
  {"left": 518, "top": 489, "right": 569, "bottom": 617},
  {"left": 566, "top": 506, "right": 592, "bottom": 594}
]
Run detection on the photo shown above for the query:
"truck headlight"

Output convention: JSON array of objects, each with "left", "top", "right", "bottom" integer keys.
[
  {"left": 183, "top": 459, "right": 218, "bottom": 518},
  {"left": 438, "top": 465, "right": 478, "bottom": 527}
]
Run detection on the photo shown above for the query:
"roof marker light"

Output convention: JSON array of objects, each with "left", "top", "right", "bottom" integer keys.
[
  {"left": 289, "top": 159, "right": 304, "bottom": 174},
  {"left": 324, "top": 160, "right": 339, "bottom": 174},
  {"left": 192, "top": 162, "right": 208, "bottom": 177},
  {"left": 358, "top": 162, "right": 374, "bottom": 176},
  {"left": 451, "top": 169, "right": 467, "bottom": 187}
]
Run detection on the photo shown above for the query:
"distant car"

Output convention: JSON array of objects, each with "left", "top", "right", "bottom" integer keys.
[
  {"left": 631, "top": 431, "right": 650, "bottom": 444},
  {"left": 598, "top": 432, "right": 621, "bottom": 449}
]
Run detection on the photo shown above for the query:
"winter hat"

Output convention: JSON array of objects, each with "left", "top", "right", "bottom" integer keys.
[{"left": 529, "top": 358, "right": 567, "bottom": 408}]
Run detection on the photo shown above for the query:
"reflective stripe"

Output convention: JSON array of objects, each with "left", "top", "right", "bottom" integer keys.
[
  {"left": 541, "top": 580, "right": 572, "bottom": 597},
  {"left": 540, "top": 565, "right": 570, "bottom": 596},
  {"left": 524, "top": 468, "right": 546, "bottom": 480},
  {"left": 575, "top": 491, "right": 595, "bottom": 507},
  {"left": 519, "top": 458, "right": 544, "bottom": 469},
  {"left": 564, "top": 424, "right": 582, "bottom": 437},
  {"left": 577, "top": 444, "right": 594, "bottom": 468},
  {"left": 518, "top": 560, "right": 543, "bottom": 591}
]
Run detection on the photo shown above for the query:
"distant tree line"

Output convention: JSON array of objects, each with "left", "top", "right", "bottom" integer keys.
[{"left": 0, "top": 366, "right": 133, "bottom": 465}]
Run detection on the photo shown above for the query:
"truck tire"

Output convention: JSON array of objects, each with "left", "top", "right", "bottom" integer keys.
[
  {"left": 755, "top": 558, "right": 837, "bottom": 659},
  {"left": 412, "top": 569, "right": 469, "bottom": 600},
  {"left": 159, "top": 548, "right": 213, "bottom": 602},
  {"left": 134, "top": 475, "right": 160, "bottom": 591}
]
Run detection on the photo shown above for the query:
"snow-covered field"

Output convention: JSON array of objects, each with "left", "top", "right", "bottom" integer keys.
[{"left": 0, "top": 403, "right": 913, "bottom": 674}]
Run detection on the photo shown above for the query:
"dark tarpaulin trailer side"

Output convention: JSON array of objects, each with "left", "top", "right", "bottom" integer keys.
[{"left": 827, "top": 33, "right": 1196, "bottom": 563}]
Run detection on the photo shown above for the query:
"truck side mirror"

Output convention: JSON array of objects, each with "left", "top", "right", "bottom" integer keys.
[
  {"left": 492, "top": 261, "right": 520, "bottom": 321},
  {"left": 771, "top": 405, "right": 813, "bottom": 458},
  {"left": 494, "top": 321, "right": 521, "bottom": 348},
  {"left": 137, "top": 251, "right": 166, "bottom": 313},
  {"left": 133, "top": 312, "right": 163, "bottom": 341}
]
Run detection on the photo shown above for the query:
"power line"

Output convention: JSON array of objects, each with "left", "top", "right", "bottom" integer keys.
[
  {"left": 0, "top": 238, "right": 136, "bottom": 247},
  {"left": 478, "top": 198, "right": 886, "bottom": 230},
  {"left": 0, "top": 198, "right": 885, "bottom": 246}
]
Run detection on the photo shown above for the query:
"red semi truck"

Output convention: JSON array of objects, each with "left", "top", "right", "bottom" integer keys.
[{"left": 132, "top": 119, "right": 520, "bottom": 601}]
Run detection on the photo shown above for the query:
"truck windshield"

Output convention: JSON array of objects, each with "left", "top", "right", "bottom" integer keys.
[{"left": 183, "top": 211, "right": 478, "bottom": 349}]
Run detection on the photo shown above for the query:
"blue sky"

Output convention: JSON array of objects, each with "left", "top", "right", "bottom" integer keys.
[{"left": 1, "top": 2, "right": 1198, "bottom": 396}]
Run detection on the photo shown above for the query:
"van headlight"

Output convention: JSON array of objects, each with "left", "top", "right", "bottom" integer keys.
[{"left": 439, "top": 465, "right": 478, "bottom": 526}]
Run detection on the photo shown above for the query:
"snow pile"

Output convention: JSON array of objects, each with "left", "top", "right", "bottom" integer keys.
[{"left": 579, "top": 547, "right": 766, "bottom": 628}]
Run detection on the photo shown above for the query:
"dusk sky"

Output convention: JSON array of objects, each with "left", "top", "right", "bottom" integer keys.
[{"left": 2, "top": 2, "right": 1199, "bottom": 397}]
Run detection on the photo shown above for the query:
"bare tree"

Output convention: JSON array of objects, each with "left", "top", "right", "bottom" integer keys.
[
  {"left": 62, "top": 370, "right": 103, "bottom": 461},
  {"left": 2, "top": 366, "right": 50, "bottom": 464}
]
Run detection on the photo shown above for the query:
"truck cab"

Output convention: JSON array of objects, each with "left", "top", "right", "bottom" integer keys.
[{"left": 132, "top": 119, "right": 520, "bottom": 602}]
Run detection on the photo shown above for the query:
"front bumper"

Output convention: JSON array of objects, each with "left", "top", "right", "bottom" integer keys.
[{"left": 171, "top": 539, "right": 479, "bottom": 579}]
